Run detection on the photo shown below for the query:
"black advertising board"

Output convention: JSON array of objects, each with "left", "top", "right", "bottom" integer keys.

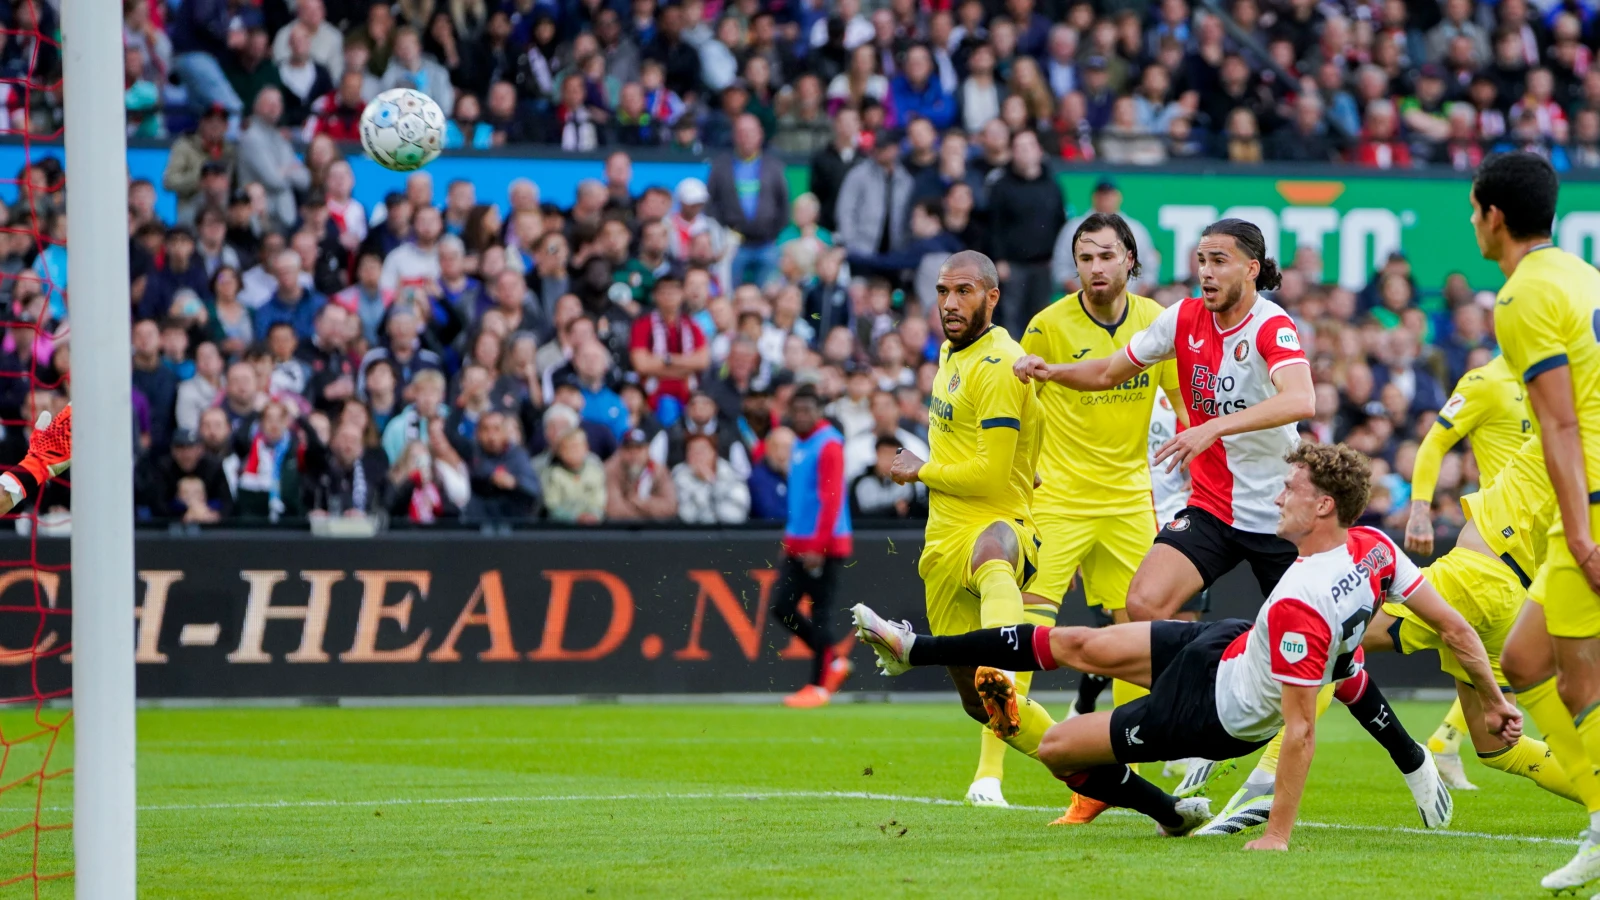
[{"left": 0, "top": 531, "right": 1451, "bottom": 698}]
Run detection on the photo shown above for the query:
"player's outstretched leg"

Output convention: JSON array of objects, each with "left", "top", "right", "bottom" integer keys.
[
  {"left": 1338, "top": 668, "right": 1452, "bottom": 829},
  {"left": 1034, "top": 714, "right": 1211, "bottom": 836}
]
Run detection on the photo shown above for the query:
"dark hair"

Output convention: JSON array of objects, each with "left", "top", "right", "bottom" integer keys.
[
  {"left": 1473, "top": 151, "right": 1557, "bottom": 241},
  {"left": 914, "top": 198, "right": 944, "bottom": 221},
  {"left": 1284, "top": 442, "right": 1371, "bottom": 527},
  {"left": 875, "top": 435, "right": 901, "bottom": 451},
  {"left": 1072, "top": 212, "right": 1143, "bottom": 279},
  {"left": 1200, "top": 218, "right": 1282, "bottom": 290},
  {"left": 790, "top": 383, "right": 821, "bottom": 407}
]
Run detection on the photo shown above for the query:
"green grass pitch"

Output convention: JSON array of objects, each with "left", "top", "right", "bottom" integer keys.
[{"left": 0, "top": 700, "right": 1582, "bottom": 898}]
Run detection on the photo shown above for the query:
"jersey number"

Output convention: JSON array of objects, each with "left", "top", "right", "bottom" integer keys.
[{"left": 1330, "top": 607, "right": 1372, "bottom": 681}]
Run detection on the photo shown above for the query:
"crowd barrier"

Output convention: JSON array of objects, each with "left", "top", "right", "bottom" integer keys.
[{"left": 0, "top": 530, "right": 1452, "bottom": 699}]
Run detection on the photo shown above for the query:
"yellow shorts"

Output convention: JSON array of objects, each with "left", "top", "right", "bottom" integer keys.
[
  {"left": 1383, "top": 547, "right": 1521, "bottom": 688},
  {"left": 1533, "top": 507, "right": 1600, "bottom": 639},
  {"left": 1029, "top": 510, "right": 1155, "bottom": 610},
  {"left": 920, "top": 517, "right": 1041, "bottom": 636}
]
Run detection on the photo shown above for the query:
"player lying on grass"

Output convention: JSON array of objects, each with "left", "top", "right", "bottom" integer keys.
[
  {"left": 1199, "top": 440, "right": 1580, "bottom": 835},
  {"left": 855, "top": 442, "right": 1521, "bottom": 847},
  {"left": 0, "top": 404, "right": 71, "bottom": 516}
]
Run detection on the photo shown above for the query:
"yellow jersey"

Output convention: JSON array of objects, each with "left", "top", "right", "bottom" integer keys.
[
  {"left": 1494, "top": 245, "right": 1600, "bottom": 499},
  {"left": 1021, "top": 292, "right": 1180, "bottom": 517},
  {"left": 1462, "top": 436, "right": 1555, "bottom": 586},
  {"left": 922, "top": 324, "right": 1040, "bottom": 545},
  {"left": 1412, "top": 355, "right": 1532, "bottom": 503}
]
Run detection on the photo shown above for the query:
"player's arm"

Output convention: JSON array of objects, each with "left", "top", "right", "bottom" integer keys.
[
  {"left": 0, "top": 406, "right": 71, "bottom": 517},
  {"left": 1403, "top": 580, "right": 1523, "bottom": 741},
  {"left": 897, "top": 365, "right": 1021, "bottom": 497},
  {"left": 1525, "top": 363, "right": 1600, "bottom": 589},
  {"left": 1248, "top": 681, "right": 1316, "bottom": 851},
  {"left": 1155, "top": 362, "right": 1315, "bottom": 472},
  {"left": 1406, "top": 418, "right": 1465, "bottom": 555},
  {"left": 1018, "top": 300, "right": 1177, "bottom": 390}
]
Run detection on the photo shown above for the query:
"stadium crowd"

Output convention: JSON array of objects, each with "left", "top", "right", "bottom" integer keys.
[{"left": 0, "top": 0, "right": 1558, "bottom": 527}]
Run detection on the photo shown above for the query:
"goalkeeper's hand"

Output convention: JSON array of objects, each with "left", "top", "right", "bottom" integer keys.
[{"left": 20, "top": 404, "right": 71, "bottom": 483}]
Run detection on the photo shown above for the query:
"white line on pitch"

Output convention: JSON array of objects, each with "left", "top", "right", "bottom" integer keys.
[{"left": 113, "top": 790, "right": 1579, "bottom": 845}]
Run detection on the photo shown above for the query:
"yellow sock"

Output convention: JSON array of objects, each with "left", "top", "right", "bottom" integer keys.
[
  {"left": 1479, "top": 736, "right": 1583, "bottom": 804},
  {"left": 1427, "top": 699, "right": 1470, "bottom": 756},
  {"left": 1520, "top": 677, "right": 1600, "bottom": 812},
  {"left": 970, "top": 561, "right": 1057, "bottom": 760},
  {"left": 1257, "top": 683, "right": 1337, "bottom": 777}
]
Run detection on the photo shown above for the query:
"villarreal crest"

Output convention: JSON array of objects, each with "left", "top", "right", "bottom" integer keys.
[{"left": 947, "top": 373, "right": 961, "bottom": 393}]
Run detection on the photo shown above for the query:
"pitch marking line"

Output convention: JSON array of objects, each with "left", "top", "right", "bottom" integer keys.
[{"left": 123, "top": 790, "right": 1578, "bottom": 844}]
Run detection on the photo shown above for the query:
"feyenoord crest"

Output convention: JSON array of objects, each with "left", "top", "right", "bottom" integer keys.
[
  {"left": 1233, "top": 339, "right": 1251, "bottom": 362},
  {"left": 948, "top": 373, "right": 961, "bottom": 393},
  {"left": 1166, "top": 516, "right": 1190, "bottom": 532}
]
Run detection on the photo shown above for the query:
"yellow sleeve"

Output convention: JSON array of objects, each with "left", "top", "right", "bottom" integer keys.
[
  {"left": 920, "top": 359, "right": 1023, "bottom": 499},
  {"left": 1437, "top": 376, "right": 1485, "bottom": 433},
  {"left": 1410, "top": 421, "right": 1461, "bottom": 505},
  {"left": 1497, "top": 284, "right": 1576, "bottom": 384}
]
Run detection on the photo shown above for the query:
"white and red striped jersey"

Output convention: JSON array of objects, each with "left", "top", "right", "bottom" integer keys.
[
  {"left": 1124, "top": 296, "right": 1308, "bottom": 534},
  {"left": 1214, "top": 527, "right": 1424, "bottom": 741}
]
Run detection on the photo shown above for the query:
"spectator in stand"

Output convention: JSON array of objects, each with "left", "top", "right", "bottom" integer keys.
[
  {"left": 278, "top": 25, "right": 336, "bottom": 127},
  {"left": 605, "top": 427, "right": 679, "bottom": 521},
  {"left": 334, "top": 251, "right": 393, "bottom": 346},
  {"left": 1269, "top": 93, "right": 1340, "bottom": 163},
  {"left": 748, "top": 424, "right": 793, "bottom": 521},
  {"left": 467, "top": 410, "right": 541, "bottom": 522},
  {"left": 304, "top": 420, "right": 391, "bottom": 517},
  {"left": 255, "top": 249, "right": 327, "bottom": 342},
  {"left": 361, "top": 307, "right": 444, "bottom": 392},
  {"left": 653, "top": 389, "right": 749, "bottom": 474},
  {"left": 844, "top": 389, "right": 930, "bottom": 478},
  {"left": 673, "top": 433, "right": 750, "bottom": 524},
  {"left": 164, "top": 106, "right": 235, "bottom": 227},
  {"left": 852, "top": 434, "right": 926, "bottom": 518},
  {"left": 987, "top": 129, "right": 1065, "bottom": 337},
  {"left": 381, "top": 368, "right": 448, "bottom": 462},
  {"left": 388, "top": 418, "right": 471, "bottom": 523},
  {"left": 233, "top": 400, "right": 303, "bottom": 522},
  {"left": 135, "top": 427, "right": 234, "bottom": 523},
  {"left": 142, "top": 226, "right": 212, "bottom": 321},
  {"left": 890, "top": 45, "right": 955, "bottom": 130},
  {"left": 541, "top": 426, "right": 607, "bottom": 523},
  {"left": 1352, "top": 100, "right": 1414, "bottom": 169},
  {"left": 273, "top": 0, "right": 343, "bottom": 76},
  {"left": 809, "top": 107, "right": 861, "bottom": 233},
  {"left": 169, "top": 0, "right": 247, "bottom": 125},
  {"left": 379, "top": 27, "right": 454, "bottom": 113},
  {"left": 176, "top": 341, "right": 225, "bottom": 432},
  {"left": 132, "top": 319, "right": 179, "bottom": 454},
  {"left": 835, "top": 133, "right": 914, "bottom": 258},
  {"left": 237, "top": 87, "right": 311, "bottom": 231},
  {"left": 381, "top": 205, "right": 444, "bottom": 291},
  {"left": 707, "top": 114, "right": 789, "bottom": 289},
  {"left": 629, "top": 275, "right": 707, "bottom": 423},
  {"left": 568, "top": 340, "right": 629, "bottom": 441}
]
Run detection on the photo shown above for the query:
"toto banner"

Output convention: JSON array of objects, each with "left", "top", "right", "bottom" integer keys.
[{"left": 0, "top": 531, "right": 1448, "bottom": 698}]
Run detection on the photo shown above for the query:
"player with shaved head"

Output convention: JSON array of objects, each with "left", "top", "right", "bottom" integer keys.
[{"left": 884, "top": 250, "right": 1062, "bottom": 796}]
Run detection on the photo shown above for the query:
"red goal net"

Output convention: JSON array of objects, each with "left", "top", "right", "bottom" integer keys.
[{"left": 0, "top": 0, "right": 74, "bottom": 892}]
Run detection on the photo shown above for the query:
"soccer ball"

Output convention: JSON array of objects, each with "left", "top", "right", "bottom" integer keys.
[{"left": 359, "top": 88, "right": 446, "bottom": 172}]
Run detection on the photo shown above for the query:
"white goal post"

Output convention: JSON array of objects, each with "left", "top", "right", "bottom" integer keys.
[{"left": 62, "top": 0, "right": 138, "bottom": 894}]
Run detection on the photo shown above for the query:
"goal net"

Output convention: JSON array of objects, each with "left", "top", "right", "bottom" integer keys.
[{"left": 0, "top": 0, "right": 73, "bottom": 892}]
